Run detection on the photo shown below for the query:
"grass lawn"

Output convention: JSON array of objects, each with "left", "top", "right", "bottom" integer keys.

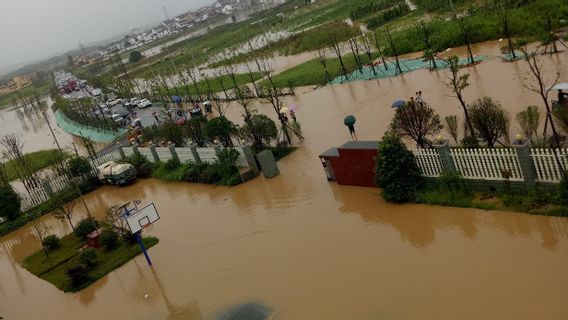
[
  {"left": 22, "top": 233, "right": 159, "bottom": 292},
  {"left": 269, "top": 52, "right": 381, "bottom": 87},
  {"left": 3, "top": 149, "right": 70, "bottom": 181},
  {"left": 0, "top": 81, "right": 52, "bottom": 109},
  {"left": 157, "top": 72, "right": 264, "bottom": 97},
  {"left": 415, "top": 185, "right": 568, "bottom": 217}
]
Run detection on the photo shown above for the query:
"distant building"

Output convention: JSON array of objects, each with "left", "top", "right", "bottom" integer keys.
[{"left": 0, "top": 72, "right": 38, "bottom": 95}]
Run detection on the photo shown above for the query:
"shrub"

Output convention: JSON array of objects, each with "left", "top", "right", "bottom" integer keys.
[
  {"left": 42, "top": 235, "right": 60, "bottom": 251},
  {"left": 374, "top": 133, "right": 423, "bottom": 203},
  {"left": 68, "top": 156, "right": 92, "bottom": 177},
  {"left": 74, "top": 218, "right": 97, "bottom": 240},
  {"left": 461, "top": 135, "right": 480, "bottom": 148},
  {"left": 560, "top": 177, "right": 568, "bottom": 206},
  {"left": 467, "top": 97, "right": 510, "bottom": 147},
  {"left": 125, "top": 153, "right": 153, "bottom": 178},
  {"left": 185, "top": 162, "right": 208, "bottom": 182},
  {"left": 67, "top": 265, "right": 89, "bottom": 287},
  {"left": 164, "top": 158, "right": 181, "bottom": 171},
  {"left": 0, "top": 186, "right": 21, "bottom": 220},
  {"left": 129, "top": 50, "right": 143, "bottom": 63},
  {"left": 205, "top": 116, "right": 236, "bottom": 147},
  {"left": 100, "top": 228, "right": 120, "bottom": 250},
  {"left": 79, "top": 248, "right": 98, "bottom": 268},
  {"left": 199, "top": 165, "right": 221, "bottom": 184}
]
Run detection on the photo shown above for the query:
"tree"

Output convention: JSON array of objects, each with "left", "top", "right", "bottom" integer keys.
[
  {"left": 328, "top": 31, "right": 350, "bottom": 81},
  {"left": 31, "top": 222, "right": 49, "bottom": 257},
  {"left": 416, "top": 21, "right": 437, "bottom": 69},
  {"left": 360, "top": 32, "right": 378, "bottom": 76},
  {"left": 42, "top": 235, "right": 60, "bottom": 251},
  {"left": 494, "top": 0, "right": 516, "bottom": 59},
  {"left": 389, "top": 100, "right": 443, "bottom": 148},
  {"left": 457, "top": 16, "right": 475, "bottom": 65},
  {"left": 53, "top": 200, "right": 76, "bottom": 231},
  {"left": 74, "top": 218, "right": 97, "bottom": 240},
  {"left": 79, "top": 248, "right": 98, "bottom": 268},
  {"left": 521, "top": 47, "right": 562, "bottom": 148},
  {"left": 316, "top": 47, "right": 332, "bottom": 84},
  {"left": 0, "top": 186, "right": 21, "bottom": 220},
  {"left": 516, "top": 106, "right": 540, "bottom": 144},
  {"left": 444, "top": 115, "right": 459, "bottom": 145},
  {"left": 205, "top": 116, "right": 236, "bottom": 147},
  {"left": 103, "top": 205, "right": 131, "bottom": 240},
  {"left": 129, "top": 51, "right": 143, "bottom": 63},
  {"left": 185, "top": 116, "right": 208, "bottom": 147},
  {"left": 374, "top": 134, "right": 422, "bottom": 203},
  {"left": 100, "top": 228, "right": 120, "bottom": 250},
  {"left": 1, "top": 134, "right": 41, "bottom": 192},
  {"left": 68, "top": 156, "right": 92, "bottom": 177},
  {"left": 384, "top": 27, "right": 402, "bottom": 74},
  {"left": 242, "top": 114, "right": 278, "bottom": 148},
  {"left": 468, "top": 97, "right": 510, "bottom": 147},
  {"left": 445, "top": 55, "right": 475, "bottom": 137}
]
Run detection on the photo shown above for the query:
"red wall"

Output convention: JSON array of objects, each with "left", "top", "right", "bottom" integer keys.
[{"left": 328, "top": 148, "right": 378, "bottom": 187}]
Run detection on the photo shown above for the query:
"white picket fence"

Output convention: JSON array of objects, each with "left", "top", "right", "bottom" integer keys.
[
  {"left": 411, "top": 149, "right": 444, "bottom": 177},
  {"left": 450, "top": 148, "right": 524, "bottom": 181},
  {"left": 90, "top": 150, "right": 123, "bottom": 168},
  {"left": 531, "top": 149, "right": 568, "bottom": 183}
]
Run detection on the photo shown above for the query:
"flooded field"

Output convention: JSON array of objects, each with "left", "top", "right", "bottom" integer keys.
[{"left": 1, "top": 43, "right": 568, "bottom": 319}]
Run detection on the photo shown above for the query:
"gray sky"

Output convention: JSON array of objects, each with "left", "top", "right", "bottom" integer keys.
[{"left": 0, "top": 0, "right": 213, "bottom": 70}]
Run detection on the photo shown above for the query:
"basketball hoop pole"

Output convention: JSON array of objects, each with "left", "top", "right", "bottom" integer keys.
[
  {"left": 136, "top": 232, "right": 153, "bottom": 266},
  {"left": 121, "top": 201, "right": 155, "bottom": 267}
]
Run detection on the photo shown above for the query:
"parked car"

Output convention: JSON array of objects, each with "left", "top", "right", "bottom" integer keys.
[
  {"left": 107, "top": 98, "right": 122, "bottom": 106},
  {"left": 111, "top": 113, "right": 127, "bottom": 126},
  {"left": 130, "top": 98, "right": 140, "bottom": 107},
  {"left": 138, "top": 99, "right": 152, "bottom": 108}
]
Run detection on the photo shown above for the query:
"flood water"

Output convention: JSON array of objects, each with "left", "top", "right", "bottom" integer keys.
[{"left": 1, "top": 42, "right": 568, "bottom": 319}]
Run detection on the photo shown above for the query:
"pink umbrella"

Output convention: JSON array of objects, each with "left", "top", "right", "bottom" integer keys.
[{"left": 289, "top": 104, "right": 298, "bottom": 112}]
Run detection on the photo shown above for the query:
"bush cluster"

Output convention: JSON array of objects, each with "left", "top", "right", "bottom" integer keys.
[
  {"left": 74, "top": 218, "right": 98, "bottom": 240},
  {"left": 100, "top": 228, "right": 120, "bottom": 250},
  {"left": 42, "top": 235, "right": 60, "bottom": 251}
]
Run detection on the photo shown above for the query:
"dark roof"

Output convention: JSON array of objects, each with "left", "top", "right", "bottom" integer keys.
[
  {"left": 319, "top": 147, "right": 339, "bottom": 158},
  {"left": 339, "top": 141, "right": 379, "bottom": 150}
]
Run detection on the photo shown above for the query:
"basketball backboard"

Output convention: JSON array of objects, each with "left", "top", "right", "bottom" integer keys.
[{"left": 125, "top": 203, "right": 160, "bottom": 234}]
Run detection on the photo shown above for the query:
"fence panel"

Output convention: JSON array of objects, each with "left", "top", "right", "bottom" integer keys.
[
  {"left": 155, "top": 147, "right": 172, "bottom": 162},
  {"left": 410, "top": 149, "right": 443, "bottom": 177},
  {"left": 235, "top": 147, "right": 249, "bottom": 168},
  {"left": 90, "top": 150, "right": 123, "bottom": 168},
  {"left": 139, "top": 148, "right": 155, "bottom": 162},
  {"left": 531, "top": 148, "right": 568, "bottom": 183},
  {"left": 450, "top": 148, "right": 523, "bottom": 181},
  {"left": 176, "top": 147, "right": 196, "bottom": 163},
  {"left": 197, "top": 147, "right": 218, "bottom": 164},
  {"left": 123, "top": 147, "right": 134, "bottom": 158},
  {"left": 20, "top": 187, "right": 49, "bottom": 211}
]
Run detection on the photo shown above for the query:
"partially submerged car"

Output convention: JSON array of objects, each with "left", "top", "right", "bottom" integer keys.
[{"left": 96, "top": 161, "right": 137, "bottom": 185}]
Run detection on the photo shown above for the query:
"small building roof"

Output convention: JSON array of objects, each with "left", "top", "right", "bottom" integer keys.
[
  {"left": 339, "top": 141, "right": 379, "bottom": 150},
  {"left": 319, "top": 147, "right": 339, "bottom": 158}
]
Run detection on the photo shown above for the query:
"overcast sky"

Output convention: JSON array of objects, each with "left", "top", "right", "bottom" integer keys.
[{"left": 0, "top": 0, "right": 213, "bottom": 71}]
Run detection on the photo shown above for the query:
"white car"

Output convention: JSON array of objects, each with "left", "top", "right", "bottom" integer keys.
[
  {"left": 138, "top": 99, "right": 152, "bottom": 108},
  {"left": 107, "top": 98, "right": 122, "bottom": 106},
  {"left": 130, "top": 98, "right": 140, "bottom": 107}
]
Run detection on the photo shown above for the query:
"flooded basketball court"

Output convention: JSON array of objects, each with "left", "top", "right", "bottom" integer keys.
[{"left": 1, "top": 42, "right": 568, "bottom": 319}]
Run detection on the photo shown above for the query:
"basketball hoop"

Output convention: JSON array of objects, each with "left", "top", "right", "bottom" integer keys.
[{"left": 141, "top": 223, "right": 154, "bottom": 233}]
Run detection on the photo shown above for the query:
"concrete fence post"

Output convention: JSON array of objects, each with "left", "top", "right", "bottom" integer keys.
[
  {"left": 432, "top": 139, "right": 456, "bottom": 173},
  {"left": 213, "top": 143, "right": 223, "bottom": 157},
  {"left": 512, "top": 139, "right": 536, "bottom": 188},
  {"left": 118, "top": 146, "right": 126, "bottom": 159},
  {"left": 132, "top": 144, "right": 141, "bottom": 156},
  {"left": 190, "top": 145, "right": 202, "bottom": 164},
  {"left": 149, "top": 144, "right": 160, "bottom": 162},
  {"left": 242, "top": 145, "right": 259, "bottom": 175},
  {"left": 169, "top": 144, "right": 179, "bottom": 162},
  {"left": 42, "top": 180, "right": 54, "bottom": 196}
]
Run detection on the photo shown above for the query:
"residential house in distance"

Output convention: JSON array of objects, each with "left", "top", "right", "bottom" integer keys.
[{"left": 0, "top": 72, "right": 38, "bottom": 95}]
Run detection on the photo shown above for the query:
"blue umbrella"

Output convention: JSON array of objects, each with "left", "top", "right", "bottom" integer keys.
[
  {"left": 391, "top": 99, "right": 406, "bottom": 109},
  {"left": 171, "top": 96, "right": 182, "bottom": 104}
]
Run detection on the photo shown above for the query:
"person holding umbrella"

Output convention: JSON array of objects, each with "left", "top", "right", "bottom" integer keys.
[{"left": 344, "top": 115, "right": 357, "bottom": 141}]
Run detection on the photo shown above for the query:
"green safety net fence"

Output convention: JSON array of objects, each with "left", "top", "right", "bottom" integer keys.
[
  {"left": 330, "top": 56, "right": 488, "bottom": 85},
  {"left": 54, "top": 110, "right": 127, "bottom": 143}
]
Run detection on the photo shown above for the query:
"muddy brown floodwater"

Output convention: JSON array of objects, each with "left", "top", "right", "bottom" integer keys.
[{"left": 1, "top": 42, "right": 568, "bottom": 320}]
